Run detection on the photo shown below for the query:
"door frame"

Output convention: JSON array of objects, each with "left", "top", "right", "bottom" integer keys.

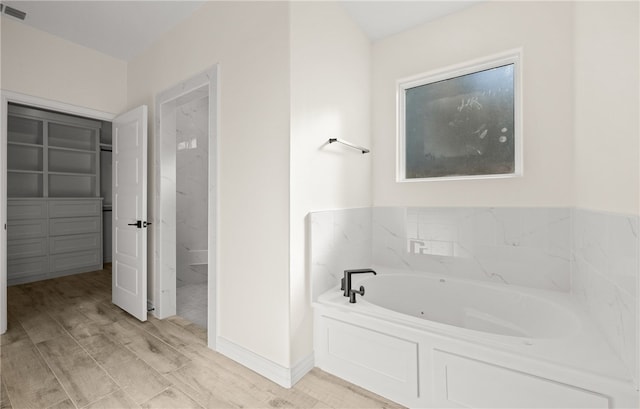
[
  {"left": 0, "top": 90, "right": 115, "bottom": 334},
  {"left": 154, "top": 66, "right": 219, "bottom": 350}
]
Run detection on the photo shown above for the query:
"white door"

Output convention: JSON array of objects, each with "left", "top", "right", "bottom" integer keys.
[{"left": 112, "top": 106, "right": 148, "bottom": 321}]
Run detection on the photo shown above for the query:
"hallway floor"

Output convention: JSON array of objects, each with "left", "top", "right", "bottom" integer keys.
[{"left": 0, "top": 267, "right": 402, "bottom": 409}]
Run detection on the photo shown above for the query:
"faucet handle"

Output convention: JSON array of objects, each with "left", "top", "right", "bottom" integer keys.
[
  {"left": 349, "top": 286, "right": 365, "bottom": 303},
  {"left": 340, "top": 277, "right": 345, "bottom": 291}
]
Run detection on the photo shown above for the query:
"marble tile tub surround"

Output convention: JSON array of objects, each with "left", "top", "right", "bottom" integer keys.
[
  {"left": 310, "top": 206, "right": 571, "bottom": 299},
  {"left": 309, "top": 208, "right": 372, "bottom": 301},
  {"left": 372, "top": 207, "right": 572, "bottom": 291},
  {"left": 176, "top": 95, "right": 209, "bottom": 287},
  {"left": 572, "top": 208, "right": 639, "bottom": 385}
]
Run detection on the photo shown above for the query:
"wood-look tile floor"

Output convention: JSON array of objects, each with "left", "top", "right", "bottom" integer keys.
[{"left": 0, "top": 267, "right": 403, "bottom": 409}]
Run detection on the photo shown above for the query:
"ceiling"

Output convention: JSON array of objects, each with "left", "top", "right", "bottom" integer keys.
[
  {"left": 2, "top": 1, "right": 206, "bottom": 61},
  {"left": 340, "top": 1, "right": 480, "bottom": 41},
  {"left": 1, "top": 1, "right": 480, "bottom": 62}
]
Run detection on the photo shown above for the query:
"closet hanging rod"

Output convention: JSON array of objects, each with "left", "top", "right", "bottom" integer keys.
[{"left": 328, "top": 138, "right": 370, "bottom": 154}]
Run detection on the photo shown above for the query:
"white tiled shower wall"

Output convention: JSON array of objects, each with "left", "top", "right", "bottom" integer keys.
[
  {"left": 176, "top": 95, "right": 209, "bottom": 287},
  {"left": 310, "top": 207, "right": 638, "bottom": 382}
]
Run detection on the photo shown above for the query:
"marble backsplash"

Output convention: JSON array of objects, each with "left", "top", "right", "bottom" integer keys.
[{"left": 571, "top": 208, "right": 639, "bottom": 384}]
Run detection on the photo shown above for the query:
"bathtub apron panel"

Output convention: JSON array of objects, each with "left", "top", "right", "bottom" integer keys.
[{"left": 314, "top": 272, "right": 638, "bottom": 409}]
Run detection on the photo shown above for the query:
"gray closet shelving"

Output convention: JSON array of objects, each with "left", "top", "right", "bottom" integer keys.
[{"left": 7, "top": 104, "right": 104, "bottom": 285}]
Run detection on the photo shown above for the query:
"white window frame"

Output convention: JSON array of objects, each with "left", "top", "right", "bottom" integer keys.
[{"left": 396, "top": 49, "right": 523, "bottom": 182}]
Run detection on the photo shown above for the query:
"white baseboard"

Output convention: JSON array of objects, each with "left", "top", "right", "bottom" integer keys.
[
  {"left": 291, "top": 353, "right": 315, "bottom": 386},
  {"left": 216, "top": 336, "right": 314, "bottom": 388}
]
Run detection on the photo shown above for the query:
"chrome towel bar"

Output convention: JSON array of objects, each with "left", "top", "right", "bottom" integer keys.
[{"left": 328, "top": 138, "right": 370, "bottom": 154}]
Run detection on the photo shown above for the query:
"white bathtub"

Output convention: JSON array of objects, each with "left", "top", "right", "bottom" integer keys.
[
  {"left": 360, "top": 273, "right": 579, "bottom": 339},
  {"left": 314, "top": 271, "right": 638, "bottom": 408}
]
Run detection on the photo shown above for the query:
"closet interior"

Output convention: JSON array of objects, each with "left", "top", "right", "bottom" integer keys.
[{"left": 6, "top": 103, "right": 112, "bottom": 285}]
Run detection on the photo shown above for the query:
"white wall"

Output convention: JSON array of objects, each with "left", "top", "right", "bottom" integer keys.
[
  {"left": 574, "top": 1, "right": 639, "bottom": 216},
  {"left": 289, "top": 1, "right": 372, "bottom": 365},
  {"left": 372, "top": 1, "right": 575, "bottom": 208},
  {"left": 0, "top": 15, "right": 127, "bottom": 114},
  {"left": 127, "top": 2, "right": 292, "bottom": 367}
]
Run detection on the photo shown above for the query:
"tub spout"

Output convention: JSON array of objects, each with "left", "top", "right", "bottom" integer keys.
[{"left": 343, "top": 268, "right": 377, "bottom": 297}]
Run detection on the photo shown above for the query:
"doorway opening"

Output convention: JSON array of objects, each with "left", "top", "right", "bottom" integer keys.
[
  {"left": 154, "top": 67, "right": 217, "bottom": 349},
  {"left": 174, "top": 89, "right": 209, "bottom": 328},
  {"left": 0, "top": 91, "right": 116, "bottom": 333}
]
